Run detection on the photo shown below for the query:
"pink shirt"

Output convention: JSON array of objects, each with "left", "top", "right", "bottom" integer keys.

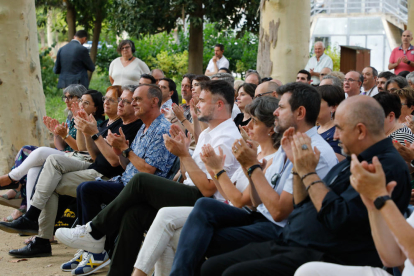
[{"left": 389, "top": 44, "right": 414, "bottom": 75}]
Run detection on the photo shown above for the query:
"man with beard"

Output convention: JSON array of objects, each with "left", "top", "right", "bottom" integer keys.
[
  {"left": 168, "top": 82, "right": 338, "bottom": 276},
  {"left": 55, "top": 80, "right": 242, "bottom": 276}
]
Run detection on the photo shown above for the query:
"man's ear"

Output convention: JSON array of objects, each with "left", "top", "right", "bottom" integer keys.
[{"left": 356, "top": 123, "right": 367, "bottom": 140}]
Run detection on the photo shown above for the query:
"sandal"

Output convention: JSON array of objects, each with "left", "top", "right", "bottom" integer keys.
[
  {"left": 0, "top": 174, "right": 19, "bottom": 190},
  {"left": 3, "top": 207, "right": 26, "bottom": 222},
  {"left": 2, "top": 189, "right": 21, "bottom": 199},
  {"left": 0, "top": 190, "right": 23, "bottom": 209}
]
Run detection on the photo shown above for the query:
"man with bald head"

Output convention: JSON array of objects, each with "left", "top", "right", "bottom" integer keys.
[
  {"left": 202, "top": 95, "right": 411, "bottom": 275},
  {"left": 254, "top": 80, "right": 279, "bottom": 98},
  {"left": 305, "top": 41, "right": 333, "bottom": 86},
  {"left": 151, "top": 69, "right": 164, "bottom": 85},
  {"left": 344, "top": 71, "right": 362, "bottom": 97},
  {"left": 389, "top": 30, "right": 414, "bottom": 75},
  {"left": 319, "top": 67, "right": 332, "bottom": 82}
]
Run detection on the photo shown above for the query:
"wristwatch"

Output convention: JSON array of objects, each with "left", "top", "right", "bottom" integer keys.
[
  {"left": 374, "top": 195, "right": 392, "bottom": 210},
  {"left": 91, "top": 133, "right": 101, "bottom": 141},
  {"left": 214, "top": 169, "right": 226, "bottom": 179},
  {"left": 122, "top": 148, "right": 133, "bottom": 158}
]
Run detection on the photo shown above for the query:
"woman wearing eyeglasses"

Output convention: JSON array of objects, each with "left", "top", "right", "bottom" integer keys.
[
  {"left": 130, "top": 97, "right": 280, "bottom": 276},
  {"left": 109, "top": 40, "right": 150, "bottom": 86}
]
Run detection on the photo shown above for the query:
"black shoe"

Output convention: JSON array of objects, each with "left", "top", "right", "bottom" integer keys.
[
  {"left": 0, "top": 216, "right": 38, "bottom": 235},
  {"left": 9, "top": 237, "right": 51, "bottom": 258}
]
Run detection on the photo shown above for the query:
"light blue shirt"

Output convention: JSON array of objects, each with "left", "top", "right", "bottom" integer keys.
[
  {"left": 257, "top": 126, "right": 338, "bottom": 227},
  {"left": 161, "top": 99, "right": 173, "bottom": 110}
]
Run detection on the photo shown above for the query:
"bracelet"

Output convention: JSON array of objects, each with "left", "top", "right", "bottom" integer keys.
[
  {"left": 62, "top": 133, "right": 70, "bottom": 140},
  {"left": 181, "top": 118, "right": 187, "bottom": 124},
  {"left": 300, "top": 171, "right": 317, "bottom": 182},
  {"left": 214, "top": 169, "right": 226, "bottom": 179},
  {"left": 291, "top": 170, "right": 299, "bottom": 176},
  {"left": 170, "top": 117, "right": 177, "bottom": 123},
  {"left": 247, "top": 164, "right": 262, "bottom": 178},
  {"left": 306, "top": 180, "right": 324, "bottom": 191},
  {"left": 171, "top": 119, "right": 178, "bottom": 124}
]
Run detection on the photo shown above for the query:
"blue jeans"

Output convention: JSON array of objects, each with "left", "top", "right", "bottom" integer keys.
[
  {"left": 76, "top": 180, "right": 124, "bottom": 225},
  {"left": 170, "top": 197, "right": 283, "bottom": 276}
]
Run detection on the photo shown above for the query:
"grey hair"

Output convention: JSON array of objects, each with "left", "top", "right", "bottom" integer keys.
[
  {"left": 63, "top": 84, "right": 87, "bottom": 98},
  {"left": 245, "top": 97, "right": 281, "bottom": 149},
  {"left": 138, "top": 84, "right": 162, "bottom": 108},
  {"left": 211, "top": 72, "right": 235, "bottom": 87},
  {"left": 322, "top": 75, "right": 343, "bottom": 88},
  {"left": 314, "top": 41, "right": 325, "bottom": 48},
  {"left": 406, "top": 72, "right": 414, "bottom": 84},
  {"left": 122, "top": 85, "right": 138, "bottom": 93},
  {"left": 385, "top": 76, "right": 409, "bottom": 91}
]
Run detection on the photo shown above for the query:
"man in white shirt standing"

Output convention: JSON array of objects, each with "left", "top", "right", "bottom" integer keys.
[
  {"left": 361, "top": 66, "right": 379, "bottom": 97},
  {"left": 305, "top": 41, "right": 333, "bottom": 86},
  {"left": 205, "top": 44, "right": 230, "bottom": 76}
]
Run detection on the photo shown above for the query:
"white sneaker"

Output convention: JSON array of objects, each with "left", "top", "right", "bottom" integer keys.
[{"left": 55, "top": 222, "right": 106, "bottom": 253}]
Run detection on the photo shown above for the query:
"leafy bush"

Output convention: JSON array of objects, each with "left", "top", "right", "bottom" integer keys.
[{"left": 39, "top": 46, "right": 60, "bottom": 97}]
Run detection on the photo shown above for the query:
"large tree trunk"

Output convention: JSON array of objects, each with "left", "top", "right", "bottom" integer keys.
[
  {"left": 0, "top": 0, "right": 49, "bottom": 174},
  {"left": 88, "top": 8, "right": 103, "bottom": 82},
  {"left": 47, "top": 9, "right": 53, "bottom": 47},
  {"left": 66, "top": 0, "right": 76, "bottom": 41},
  {"left": 257, "top": 0, "right": 310, "bottom": 84},
  {"left": 408, "top": 0, "right": 414, "bottom": 33},
  {"left": 187, "top": 1, "right": 204, "bottom": 75}
]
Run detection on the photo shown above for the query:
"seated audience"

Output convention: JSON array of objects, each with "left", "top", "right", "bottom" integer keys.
[
  {"left": 296, "top": 69, "right": 312, "bottom": 84},
  {"left": 319, "top": 67, "right": 332, "bottom": 82},
  {"left": 344, "top": 71, "right": 363, "bottom": 97},
  {"left": 385, "top": 76, "right": 408, "bottom": 92},
  {"left": 392, "top": 88, "right": 414, "bottom": 125},
  {"left": 316, "top": 85, "right": 346, "bottom": 161},
  {"left": 158, "top": 77, "right": 175, "bottom": 110},
  {"left": 399, "top": 70, "right": 411, "bottom": 78},
  {"left": 150, "top": 69, "right": 164, "bottom": 85},
  {"left": 218, "top": 67, "right": 231, "bottom": 74},
  {"left": 55, "top": 80, "right": 242, "bottom": 276},
  {"left": 169, "top": 82, "right": 338, "bottom": 276},
  {"left": 254, "top": 81, "right": 279, "bottom": 99},
  {"left": 234, "top": 83, "right": 256, "bottom": 129},
  {"left": 406, "top": 71, "right": 414, "bottom": 89},
  {"left": 295, "top": 153, "right": 414, "bottom": 276},
  {"left": 320, "top": 74, "right": 342, "bottom": 87},
  {"left": 198, "top": 95, "right": 410, "bottom": 276},
  {"left": 131, "top": 96, "right": 280, "bottom": 276},
  {"left": 361, "top": 66, "right": 379, "bottom": 97},
  {"left": 211, "top": 73, "right": 240, "bottom": 119},
  {"left": 59, "top": 84, "right": 176, "bottom": 275},
  {"left": 377, "top": 71, "right": 396, "bottom": 92},
  {"left": 245, "top": 70, "right": 261, "bottom": 85},
  {"left": 139, "top": 74, "right": 156, "bottom": 85},
  {"left": 328, "top": 71, "right": 345, "bottom": 82}
]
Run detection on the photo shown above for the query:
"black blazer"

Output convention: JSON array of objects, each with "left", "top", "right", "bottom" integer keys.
[{"left": 53, "top": 40, "right": 95, "bottom": 89}]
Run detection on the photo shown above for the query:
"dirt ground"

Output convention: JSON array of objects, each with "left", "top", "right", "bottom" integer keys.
[{"left": 0, "top": 192, "right": 109, "bottom": 276}]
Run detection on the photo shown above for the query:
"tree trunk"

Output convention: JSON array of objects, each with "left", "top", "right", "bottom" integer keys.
[
  {"left": 408, "top": 0, "right": 414, "bottom": 33},
  {"left": 0, "top": 0, "right": 49, "bottom": 174},
  {"left": 187, "top": 1, "right": 204, "bottom": 75},
  {"left": 88, "top": 8, "right": 103, "bottom": 81},
  {"left": 47, "top": 9, "right": 53, "bottom": 47},
  {"left": 66, "top": 0, "right": 76, "bottom": 41},
  {"left": 39, "top": 29, "right": 45, "bottom": 48},
  {"left": 257, "top": 0, "right": 310, "bottom": 84}
]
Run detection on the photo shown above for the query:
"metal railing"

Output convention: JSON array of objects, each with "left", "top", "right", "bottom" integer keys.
[{"left": 311, "top": 0, "right": 408, "bottom": 26}]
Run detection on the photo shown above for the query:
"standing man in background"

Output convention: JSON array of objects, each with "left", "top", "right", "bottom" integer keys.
[
  {"left": 54, "top": 30, "right": 95, "bottom": 89},
  {"left": 205, "top": 44, "right": 229, "bottom": 76},
  {"left": 389, "top": 30, "right": 414, "bottom": 75},
  {"left": 305, "top": 41, "right": 333, "bottom": 86}
]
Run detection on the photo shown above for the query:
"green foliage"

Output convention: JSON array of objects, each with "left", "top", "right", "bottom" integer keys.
[
  {"left": 39, "top": 46, "right": 60, "bottom": 97},
  {"left": 45, "top": 95, "right": 66, "bottom": 123},
  {"left": 89, "top": 67, "right": 112, "bottom": 93},
  {"left": 325, "top": 46, "right": 341, "bottom": 71}
]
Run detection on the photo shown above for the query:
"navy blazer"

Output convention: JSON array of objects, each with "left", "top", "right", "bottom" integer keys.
[{"left": 53, "top": 40, "right": 95, "bottom": 89}]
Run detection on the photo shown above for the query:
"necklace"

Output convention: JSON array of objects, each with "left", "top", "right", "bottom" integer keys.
[{"left": 107, "top": 117, "right": 121, "bottom": 126}]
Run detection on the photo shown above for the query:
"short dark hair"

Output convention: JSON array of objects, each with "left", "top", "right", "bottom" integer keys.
[
  {"left": 215, "top": 44, "right": 224, "bottom": 51},
  {"left": 140, "top": 74, "right": 156, "bottom": 84},
  {"left": 378, "top": 71, "right": 396, "bottom": 80},
  {"left": 245, "top": 70, "right": 261, "bottom": 84},
  {"left": 373, "top": 92, "right": 402, "bottom": 119},
  {"left": 194, "top": 75, "right": 211, "bottom": 82},
  {"left": 75, "top": 30, "right": 88, "bottom": 38},
  {"left": 297, "top": 69, "right": 311, "bottom": 81},
  {"left": 183, "top": 73, "right": 196, "bottom": 84},
  {"left": 116, "top": 40, "right": 136, "bottom": 54},
  {"left": 219, "top": 67, "right": 231, "bottom": 74},
  {"left": 159, "top": 77, "right": 177, "bottom": 94},
  {"left": 277, "top": 82, "right": 321, "bottom": 125},
  {"left": 139, "top": 84, "right": 163, "bottom": 108},
  {"left": 369, "top": 66, "right": 378, "bottom": 77},
  {"left": 317, "top": 85, "right": 345, "bottom": 107},
  {"left": 237, "top": 83, "right": 257, "bottom": 99},
  {"left": 84, "top": 90, "right": 105, "bottom": 122},
  {"left": 200, "top": 80, "right": 234, "bottom": 114},
  {"left": 385, "top": 76, "right": 408, "bottom": 91},
  {"left": 398, "top": 70, "right": 411, "bottom": 78}
]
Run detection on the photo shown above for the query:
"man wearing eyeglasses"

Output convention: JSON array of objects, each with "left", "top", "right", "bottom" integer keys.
[
  {"left": 343, "top": 71, "right": 363, "bottom": 97},
  {"left": 319, "top": 67, "right": 332, "bottom": 83},
  {"left": 254, "top": 81, "right": 280, "bottom": 99}
]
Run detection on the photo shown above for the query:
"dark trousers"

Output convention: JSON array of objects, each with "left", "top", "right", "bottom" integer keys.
[
  {"left": 76, "top": 180, "right": 124, "bottom": 225},
  {"left": 170, "top": 198, "right": 283, "bottom": 276},
  {"left": 91, "top": 173, "right": 203, "bottom": 276},
  {"left": 201, "top": 241, "right": 326, "bottom": 276}
]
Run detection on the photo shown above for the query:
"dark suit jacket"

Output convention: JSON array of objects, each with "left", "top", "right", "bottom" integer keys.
[{"left": 53, "top": 40, "right": 95, "bottom": 89}]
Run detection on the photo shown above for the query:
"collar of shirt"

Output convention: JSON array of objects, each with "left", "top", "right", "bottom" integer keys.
[
  {"left": 71, "top": 39, "right": 81, "bottom": 44},
  {"left": 138, "top": 114, "right": 165, "bottom": 137},
  {"left": 161, "top": 99, "right": 173, "bottom": 110},
  {"left": 346, "top": 137, "right": 393, "bottom": 164},
  {"left": 204, "top": 118, "right": 234, "bottom": 138},
  {"left": 399, "top": 44, "right": 414, "bottom": 51}
]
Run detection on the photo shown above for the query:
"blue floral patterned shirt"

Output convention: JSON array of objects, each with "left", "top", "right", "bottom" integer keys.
[{"left": 117, "top": 114, "right": 176, "bottom": 185}]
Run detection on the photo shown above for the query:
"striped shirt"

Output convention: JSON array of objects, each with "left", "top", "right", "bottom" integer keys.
[{"left": 389, "top": 125, "right": 414, "bottom": 144}]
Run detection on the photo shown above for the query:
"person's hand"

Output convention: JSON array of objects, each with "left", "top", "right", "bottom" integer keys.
[
  {"left": 169, "top": 124, "right": 183, "bottom": 139},
  {"left": 70, "top": 101, "right": 81, "bottom": 117},
  {"left": 50, "top": 119, "right": 60, "bottom": 135},
  {"left": 163, "top": 132, "right": 190, "bottom": 157},
  {"left": 74, "top": 114, "right": 99, "bottom": 136},
  {"left": 161, "top": 107, "right": 174, "bottom": 121},
  {"left": 200, "top": 144, "right": 225, "bottom": 174},
  {"left": 106, "top": 128, "right": 129, "bottom": 152},
  {"left": 172, "top": 103, "right": 186, "bottom": 122},
  {"left": 402, "top": 56, "right": 409, "bottom": 64},
  {"left": 291, "top": 132, "right": 320, "bottom": 176},
  {"left": 232, "top": 139, "right": 258, "bottom": 169},
  {"left": 77, "top": 109, "right": 89, "bottom": 121},
  {"left": 350, "top": 154, "right": 395, "bottom": 210},
  {"left": 43, "top": 116, "right": 55, "bottom": 133},
  {"left": 405, "top": 115, "right": 414, "bottom": 133},
  {"left": 189, "top": 98, "right": 199, "bottom": 119},
  {"left": 397, "top": 57, "right": 403, "bottom": 64},
  {"left": 168, "top": 125, "right": 191, "bottom": 150},
  {"left": 281, "top": 127, "right": 295, "bottom": 163},
  {"left": 54, "top": 122, "right": 68, "bottom": 138},
  {"left": 239, "top": 125, "right": 250, "bottom": 141},
  {"left": 212, "top": 56, "right": 217, "bottom": 63},
  {"left": 393, "top": 140, "right": 414, "bottom": 162}
]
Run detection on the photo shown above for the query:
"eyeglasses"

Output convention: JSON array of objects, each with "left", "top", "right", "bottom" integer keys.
[
  {"left": 78, "top": 99, "right": 94, "bottom": 106},
  {"left": 62, "top": 95, "right": 77, "bottom": 102},
  {"left": 344, "top": 78, "right": 357, "bottom": 83},
  {"left": 247, "top": 69, "right": 258, "bottom": 73},
  {"left": 121, "top": 46, "right": 131, "bottom": 50},
  {"left": 320, "top": 73, "right": 327, "bottom": 77},
  {"left": 254, "top": 91, "right": 273, "bottom": 99},
  {"left": 102, "top": 96, "right": 118, "bottom": 104},
  {"left": 118, "top": 97, "right": 132, "bottom": 105}
]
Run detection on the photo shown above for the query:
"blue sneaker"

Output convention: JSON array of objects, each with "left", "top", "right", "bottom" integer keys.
[
  {"left": 71, "top": 250, "right": 110, "bottom": 276},
  {"left": 61, "top": 250, "right": 84, "bottom": 271}
]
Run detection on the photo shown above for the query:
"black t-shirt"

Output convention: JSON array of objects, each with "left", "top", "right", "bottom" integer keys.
[
  {"left": 88, "top": 118, "right": 143, "bottom": 178},
  {"left": 233, "top": 113, "right": 251, "bottom": 131}
]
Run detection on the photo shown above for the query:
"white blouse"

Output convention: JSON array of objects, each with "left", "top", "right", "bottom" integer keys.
[{"left": 109, "top": 57, "right": 150, "bottom": 86}]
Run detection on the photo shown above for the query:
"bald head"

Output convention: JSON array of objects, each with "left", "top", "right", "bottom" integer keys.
[
  {"left": 255, "top": 81, "right": 279, "bottom": 98},
  {"left": 402, "top": 30, "right": 413, "bottom": 46},
  {"left": 271, "top": 79, "right": 283, "bottom": 86},
  {"left": 337, "top": 95, "right": 385, "bottom": 136}
]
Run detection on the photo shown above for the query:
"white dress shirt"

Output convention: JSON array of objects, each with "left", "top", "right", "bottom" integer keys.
[
  {"left": 305, "top": 53, "right": 333, "bottom": 85},
  {"left": 206, "top": 56, "right": 230, "bottom": 72},
  {"left": 360, "top": 86, "right": 379, "bottom": 97}
]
